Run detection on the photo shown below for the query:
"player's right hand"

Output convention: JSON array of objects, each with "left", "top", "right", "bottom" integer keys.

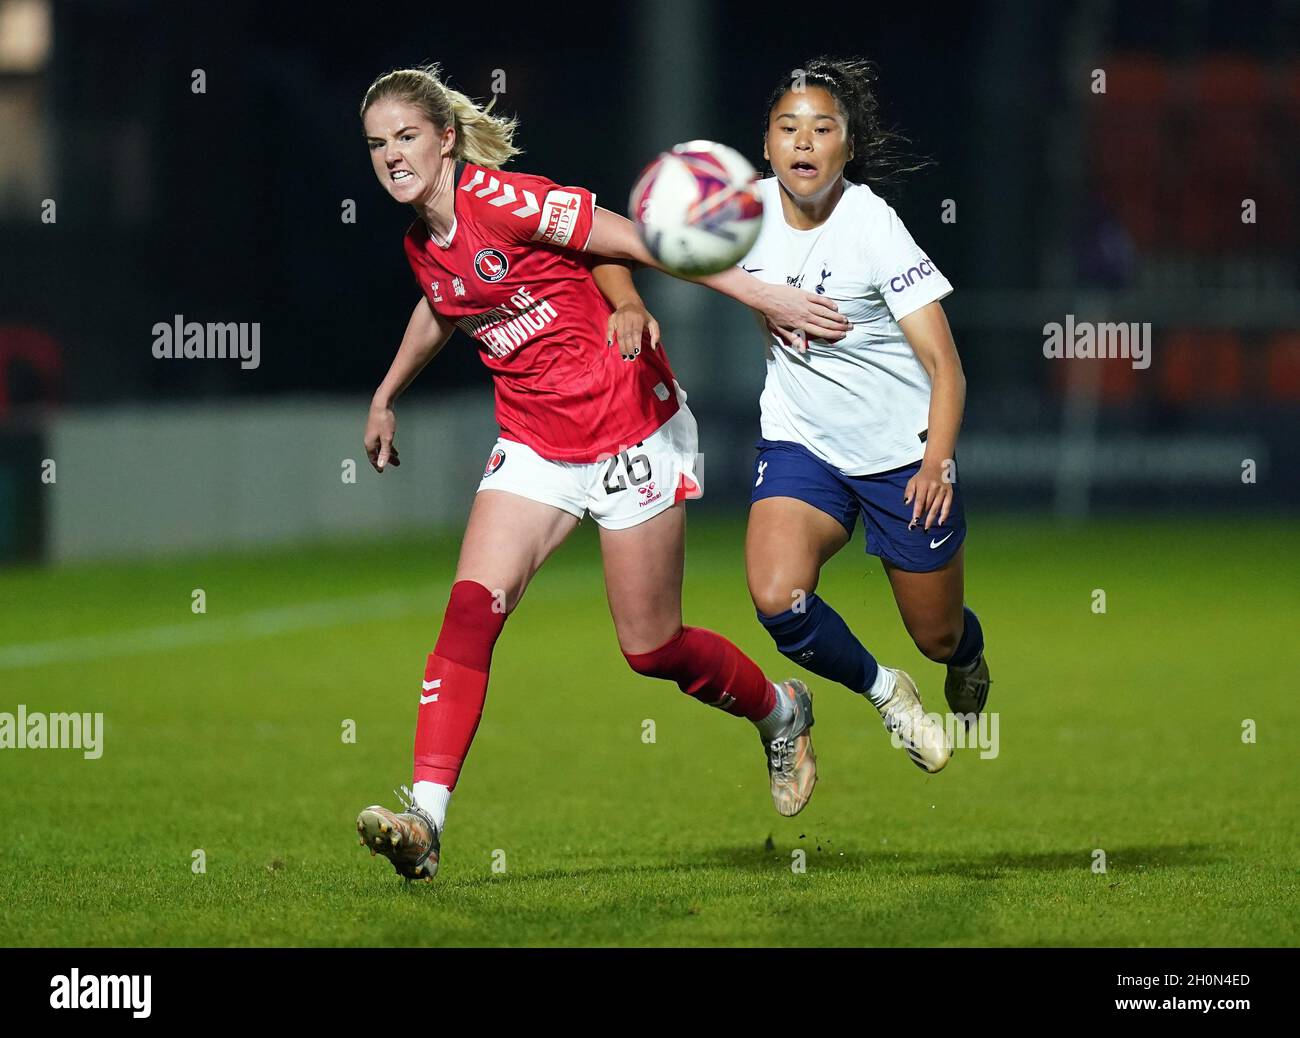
[
  {"left": 758, "top": 283, "right": 850, "bottom": 343},
  {"left": 365, "top": 403, "right": 400, "bottom": 473}
]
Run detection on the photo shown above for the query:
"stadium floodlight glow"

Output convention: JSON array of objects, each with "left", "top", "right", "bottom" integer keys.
[{"left": 0, "top": 0, "right": 51, "bottom": 73}]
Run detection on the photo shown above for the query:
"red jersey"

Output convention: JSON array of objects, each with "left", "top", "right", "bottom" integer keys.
[{"left": 403, "top": 161, "right": 681, "bottom": 462}]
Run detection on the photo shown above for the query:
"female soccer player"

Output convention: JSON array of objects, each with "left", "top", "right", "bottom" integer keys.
[
  {"left": 739, "top": 57, "right": 990, "bottom": 774},
  {"left": 354, "top": 65, "right": 851, "bottom": 881}
]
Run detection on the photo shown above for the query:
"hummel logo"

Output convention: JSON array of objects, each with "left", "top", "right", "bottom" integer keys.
[
  {"left": 420, "top": 678, "right": 441, "bottom": 704},
  {"left": 755, "top": 460, "right": 768, "bottom": 487},
  {"left": 459, "top": 169, "right": 540, "bottom": 218},
  {"left": 929, "top": 531, "right": 955, "bottom": 549}
]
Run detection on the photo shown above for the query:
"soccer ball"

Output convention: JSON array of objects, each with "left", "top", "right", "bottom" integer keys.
[{"left": 628, "top": 140, "right": 764, "bottom": 277}]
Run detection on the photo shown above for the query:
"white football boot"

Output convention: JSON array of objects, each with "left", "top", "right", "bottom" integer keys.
[{"left": 877, "top": 668, "right": 951, "bottom": 773}]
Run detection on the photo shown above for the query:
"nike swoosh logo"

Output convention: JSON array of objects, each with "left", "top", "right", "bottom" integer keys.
[
  {"left": 930, "top": 531, "right": 955, "bottom": 549},
  {"left": 741, "top": 265, "right": 763, "bottom": 274}
]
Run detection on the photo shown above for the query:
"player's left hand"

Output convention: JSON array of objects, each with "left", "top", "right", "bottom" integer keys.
[
  {"left": 904, "top": 459, "right": 953, "bottom": 531},
  {"left": 607, "top": 302, "right": 660, "bottom": 361}
]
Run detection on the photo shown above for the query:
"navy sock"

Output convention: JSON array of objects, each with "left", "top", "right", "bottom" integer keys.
[
  {"left": 757, "top": 594, "right": 878, "bottom": 695},
  {"left": 947, "top": 606, "right": 985, "bottom": 668}
]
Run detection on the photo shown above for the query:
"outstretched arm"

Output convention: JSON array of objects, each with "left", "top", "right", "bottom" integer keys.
[{"left": 583, "top": 207, "right": 850, "bottom": 343}]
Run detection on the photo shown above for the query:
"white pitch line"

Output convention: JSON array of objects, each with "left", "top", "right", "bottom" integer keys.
[{"left": 0, "top": 585, "right": 445, "bottom": 671}]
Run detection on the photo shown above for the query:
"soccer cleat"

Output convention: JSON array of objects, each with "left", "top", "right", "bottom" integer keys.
[
  {"left": 877, "top": 668, "right": 951, "bottom": 774},
  {"left": 356, "top": 785, "right": 440, "bottom": 882},
  {"left": 944, "top": 653, "right": 991, "bottom": 732},
  {"left": 761, "top": 679, "right": 817, "bottom": 817}
]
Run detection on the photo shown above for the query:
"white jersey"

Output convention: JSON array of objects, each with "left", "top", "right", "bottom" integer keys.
[{"left": 740, "top": 176, "right": 953, "bottom": 475}]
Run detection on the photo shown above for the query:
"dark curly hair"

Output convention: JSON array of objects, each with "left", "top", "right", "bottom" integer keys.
[{"left": 764, "top": 56, "right": 930, "bottom": 198}]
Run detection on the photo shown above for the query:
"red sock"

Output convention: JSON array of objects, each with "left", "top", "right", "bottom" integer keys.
[
  {"left": 412, "top": 581, "right": 506, "bottom": 788},
  {"left": 623, "top": 625, "right": 776, "bottom": 721}
]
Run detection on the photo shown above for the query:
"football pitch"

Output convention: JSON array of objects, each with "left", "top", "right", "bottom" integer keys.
[{"left": 1, "top": 516, "right": 1296, "bottom": 947}]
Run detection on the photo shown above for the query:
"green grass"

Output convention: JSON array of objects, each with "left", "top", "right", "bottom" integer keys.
[{"left": 1, "top": 516, "right": 1297, "bottom": 946}]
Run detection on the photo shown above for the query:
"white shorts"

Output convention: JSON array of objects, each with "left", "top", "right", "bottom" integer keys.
[{"left": 476, "top": 403, "right": 702, "bottom": 530}]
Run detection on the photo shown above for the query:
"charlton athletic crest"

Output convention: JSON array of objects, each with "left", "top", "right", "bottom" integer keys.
[
  {"left": 474, "top": 248, "right": 509, "bottom": 283},
  {"left": 483, "top": 448, "right": 506, "bottom": 477}
]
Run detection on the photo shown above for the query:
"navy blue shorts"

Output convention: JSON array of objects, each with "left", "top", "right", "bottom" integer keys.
[{"left": 750, "top": 438, "right": 967, "bottom": 573}]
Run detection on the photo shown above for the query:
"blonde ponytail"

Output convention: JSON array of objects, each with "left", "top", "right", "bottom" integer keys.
[
  {"left": 359, "top": 64, "right": 522, "bottom": 170},
  {"left": 440, "top": 84, "right": 521, "bottom": 169}
]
